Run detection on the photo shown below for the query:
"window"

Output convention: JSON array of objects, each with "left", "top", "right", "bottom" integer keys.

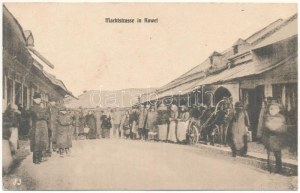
[
  {"left": 23, "top": 86, "right": 28, "bottom": 109},
  {"left": 15, "top": 82, "right": 22, "bottom": 106},
  {"left": 7, "top": 78, "right": 13, "bottom": 105},
  {"left": 233, "top": 45, "right": 238, "bottom": 54},
  {"left": 272, "top": 84, "right": 283, "bottom": 103}
]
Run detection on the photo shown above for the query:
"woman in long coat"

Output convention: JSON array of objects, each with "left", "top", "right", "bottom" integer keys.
[
  {"left": 129, "top": 108, "right": 139, "bottom": 140},
  {"left": 56, "top": 109, "right": 73, "bottom": 157},
  {"left": 157, "top": 103, "right": 170, "bottom": 141},
  {"left": 146, "top": 106, "right": 158, "bottom": 140},
  {"left": 30, "top": 94, "right": 50, "bottom": 164},
  {"left": 168, "top": 104, "right": 178, "bottom": 142},
  {"left": 227, "top": 102, "right": 249, "bottom": 157},
  {"left": 177, "top": 106, "right": 190, "bottom": 143},
  {"left": 120, "top": 111, "right": 130, "bottom": 138},
  {"left": 85, "top": 111, "right": 97, "bottom": 139}
]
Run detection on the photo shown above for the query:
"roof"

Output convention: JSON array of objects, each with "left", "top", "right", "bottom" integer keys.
[
  {"left": 246, "top": 19, "right": 284, "bottom": 44},
  {"left": 253, "top": 15, "right": 297, "bottom": 49},
  {"left": 191, "top": 52, "right": 297, "bottom": 88},
  {"left": 42, "top": 70, "right": 75, "bottom": 98},
  {"left": 233, "top": 38, "right": 247, "bottom": 46},
  {"left": 24, "top": 30, "right": 32, "bottom": 40},
  {"left": 4, "top": 5, "right": 76, "bottom": 99},
  {"left": 3, "top": 5, "right": 27, "bottom": 44},
  {"left": 222, "top": 52, "right": 297, "bottom": 83},
  {"left": 209, "top": 51, "right": 222, "bottom": 57},
  {"left": 150, "top": 13, "right": 297, "bottom": 101}
]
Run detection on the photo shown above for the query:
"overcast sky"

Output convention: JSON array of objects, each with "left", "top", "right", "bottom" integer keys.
[{"left": 5, "top": 3, "right": 297, "bottom": 96}]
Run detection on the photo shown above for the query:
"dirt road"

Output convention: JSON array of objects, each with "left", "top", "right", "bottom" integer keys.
[{"left": 3, "top": 139, "right": 297, "bottom": 190}]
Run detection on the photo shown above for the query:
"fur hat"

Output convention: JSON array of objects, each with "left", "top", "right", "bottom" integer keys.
[{"left": 268, "top": 101, "right": 283, "bottom": 109}]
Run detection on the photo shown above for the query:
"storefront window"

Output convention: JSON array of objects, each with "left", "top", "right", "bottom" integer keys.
[
  {"left": 23, "top": 86, "right": 28, "bottom": 109},
  {"left": 15, "top": 82, "right": 22, "bottom": 106},
  {"left": 272, "top": 84, "right": 283, "bottom": 102}
]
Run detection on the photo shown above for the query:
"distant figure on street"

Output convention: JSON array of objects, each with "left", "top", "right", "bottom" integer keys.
[
  {"left": 177, "top": 105, "right": 190, "bottom": 143},
  {"left": 142, "top": 105, "right": 151, "bottom": 140},
  {"left": 129, "top": 107, "right": 140, "bottom": 140},
  {"left": 138, "top": 105, "right": 148, "bottom": 140},
  {"left": 29, "top": 93, "right": 50, "bottom": 164},
  {"left": 56, "top": 107, "right": 73, "bottom": 157},
  {"left": 147, "top": 105, "right": 158, "bottom": 140},
  {"left": 258, "top": 101, "right": 287, "bottom": 174},
  {"left": 101, "top": 110, "right": 112, "bottom": 138},
  {"left": 48, "top": 100, "right": 59, "bottom": 154},
  {"left": 157, "top": 103, "right": 170, "bottom": 141},
  {"left": 168, "top": 103, "right": 178, "bottom": 143},
  {"left": 78, "top": 108, "right": 85, "bottom": 137},
  {"left": 112, "top": 109, "right": 123, "bottom": 138},
  {"left": 227, "top": 102, "right": 250, "bottom": 157},
  {"left": 85, "top": 111, "right": 97, "bottom": 139},
  {"left": 94, "top": 109, "right": 102, "bottom": 139},
  {"left": 72, "top": 110, "right": 81, "bottom": 140},
  {"left": 120, "top": 111, "right": 131, "bottom": 139}
]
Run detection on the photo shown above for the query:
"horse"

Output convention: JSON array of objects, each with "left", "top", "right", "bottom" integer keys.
[{"left": 199, "top": 98, "right": 233, "bottom": 146}]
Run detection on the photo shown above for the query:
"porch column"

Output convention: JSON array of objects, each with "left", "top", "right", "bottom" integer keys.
[{"left": 264, "top": 83, "right": 273, "bottom": 98}]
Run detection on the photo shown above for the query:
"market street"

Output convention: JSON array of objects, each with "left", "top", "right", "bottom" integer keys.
[{"left": 5, "top": 139, "right": 297, "bottom": 190}]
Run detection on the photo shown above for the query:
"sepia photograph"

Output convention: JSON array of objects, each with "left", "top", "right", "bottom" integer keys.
[{"left": 1, "top": 1, "right": 298, "bottom": 191}]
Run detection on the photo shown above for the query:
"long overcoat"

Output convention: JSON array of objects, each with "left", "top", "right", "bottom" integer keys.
[
  {"left": 49, "top": 105, "right": 59, "bottom": 143},
  {"left": 261, "top": 113, "right": 287, "bottom": 152},
  {"left": 29, "top": 104, "right": 49, "bottom": 152},
  {"left": 56, "top": 112, "right": 73, "bottom": 148},
  {"left": 227, "top": 110, "right": 249, "bottom": 151},
  {"left": 85, "top": 114, "right": 97, "bottom": 139}
]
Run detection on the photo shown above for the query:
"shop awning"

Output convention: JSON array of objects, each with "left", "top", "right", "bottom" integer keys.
[
  {"left": 42, "top": 70, "right": 78, "bottom": 99},
  {"left": 221, "top": 53, "right": 297, "bottom": 83},
  {"left": 180, "top": 52, "right": 297, "bottom": 92},
  {"left": 27, "top": 47, "right": 55, "bottom": 69}
]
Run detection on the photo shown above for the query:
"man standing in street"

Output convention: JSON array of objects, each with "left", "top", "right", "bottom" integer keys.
[
  {"left": 100, "top": 110, "right": 112, "bottom": 139},
  {"left": 48, "top": 100, "right": 59, "bottom": 154},
  {"left": 94, "top": 107, "right": 102, "bottom": 139},
  {"left": 29, "top": 93, "right": 50, "bottom": 164},
  {"left": 56, "top": 107, "right": 73, "bottom": 157},
  {"left": 112, "top": 108, "right": 123, "bottom": 139}
]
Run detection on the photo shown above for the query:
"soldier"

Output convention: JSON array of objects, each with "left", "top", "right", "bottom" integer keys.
[
  {"left": 29, "top": 93, "right": 50, "bottom": 164},
  {"left": 73, "top": 110, "right": 81, "bottom": 140},
  {"left": 48, "top": 100, "right": 59, "bottom": 154},
  {"left": 56, "top": 107, "right": 73, "bottom": 157}
]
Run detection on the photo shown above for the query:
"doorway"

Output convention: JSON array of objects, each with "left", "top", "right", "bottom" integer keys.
[{"left": 244, "top": 85, "right": 264, "bottom": 141}]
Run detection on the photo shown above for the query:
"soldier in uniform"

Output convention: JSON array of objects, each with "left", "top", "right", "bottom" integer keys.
[
  {"left": 56, "top": 107, "right": 73, "bottom": 157},
  {"left": 29, "top": 93, "right": 50, "bottom": 164},
  {"left": 48, "top": 100, "right": 59, "bottom": 154}
]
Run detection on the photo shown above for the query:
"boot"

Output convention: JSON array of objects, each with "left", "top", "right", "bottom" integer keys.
[
  {"left": 59, "top": 148, "right": 64, "bottom": 157},
  {"left": 33, "top": 152, "right": 38, "bottom": 164},
  {"left": 38, "top": 151, "right": 42, "bottom": 163},
  {"left": 275, "top": 151, "right": 282, "bottom": 174}
]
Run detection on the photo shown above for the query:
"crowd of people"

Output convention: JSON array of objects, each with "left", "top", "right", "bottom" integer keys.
[{"left": 3, "top": 93, "right": 289, "bottom": 174}]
